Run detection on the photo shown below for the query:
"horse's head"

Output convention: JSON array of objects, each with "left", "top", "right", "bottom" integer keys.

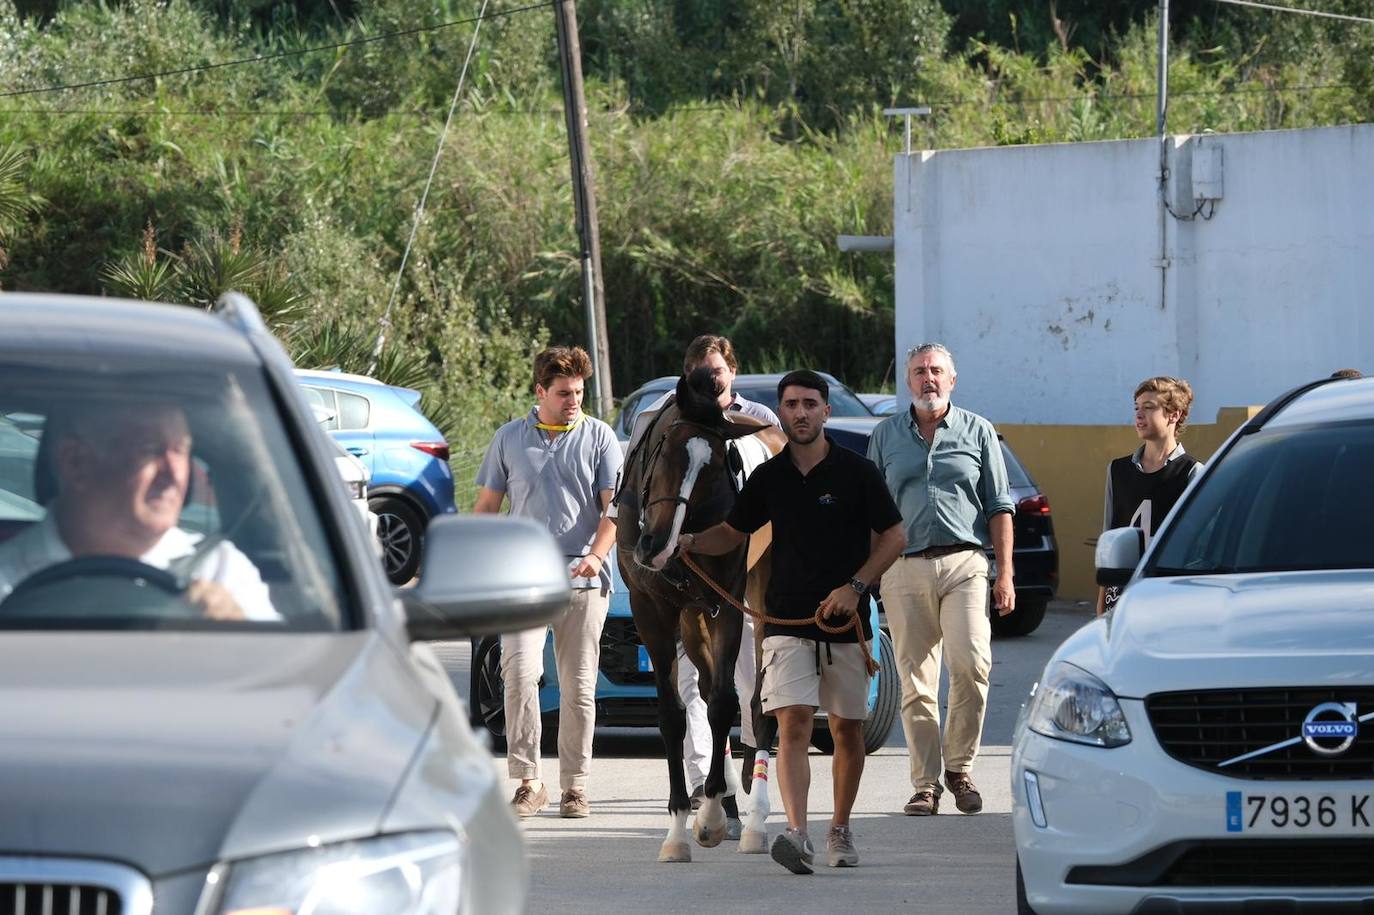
[{"left": 634, "top": 367, "right": 745, "bottom": 570}]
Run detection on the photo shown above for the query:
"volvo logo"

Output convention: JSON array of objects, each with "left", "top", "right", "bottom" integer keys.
[
  {"left": 1218, "top": 700, "right": 1369, "bottom": 769},
  {"left": 1302, "top": 702, "right": 1359, "bottom": 756}
]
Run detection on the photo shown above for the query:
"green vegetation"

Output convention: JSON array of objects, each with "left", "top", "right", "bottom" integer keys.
[{"left": 0, "top": 0, "right": 1369, "bottom": 502}]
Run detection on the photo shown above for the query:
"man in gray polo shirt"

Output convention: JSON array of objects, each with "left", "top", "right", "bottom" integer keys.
[
  {"left": 867, "top": 343, "right": 1015, "bottom": 818},
  {"left": 474, "top": 345, "right": 622, "bottom": 819}
]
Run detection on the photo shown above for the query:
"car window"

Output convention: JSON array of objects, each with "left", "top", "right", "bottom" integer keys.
[
  {"left": 337, "top": 391, "right": 370, "bottom": 430},
  {"left": 302, "top": 385, "right": 339, "bottom": 431},
  {"left": 0, "top": 362, "right": 348, "bottom": 631},
  {"left": 999, "top": 441, "right": 1034, "bottom": 488},
  {"left": 1148, "top": 421, "right": 1374, "bottom": 575}
]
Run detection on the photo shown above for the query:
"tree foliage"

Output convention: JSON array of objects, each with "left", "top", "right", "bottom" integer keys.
[{"left": 0, "top": 0, "right": 1369, "bottom": 495}]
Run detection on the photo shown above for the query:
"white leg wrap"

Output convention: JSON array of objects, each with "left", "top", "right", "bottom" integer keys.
[{"left": 738, "top": 750, "right": 771, "bottom": 854}]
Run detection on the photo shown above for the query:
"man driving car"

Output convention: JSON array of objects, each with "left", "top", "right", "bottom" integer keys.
[{"left": 0, "top": 400, "right": 278, "bottom": 621}]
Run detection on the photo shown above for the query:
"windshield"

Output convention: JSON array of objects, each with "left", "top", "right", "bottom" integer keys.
[
  {"left": 1147, "top": 421, "right": 1374, "bottom": 576},
  {"left": 0, "top": 361, "right": 347, "bottom": 631},
  {"left": 733, "top": 381, "right": 873, "bottom": 418}
]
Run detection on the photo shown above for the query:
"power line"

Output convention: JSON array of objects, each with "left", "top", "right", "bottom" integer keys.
[
  {"left": 372, "top": 0, "right": 493, "bottom": 371},
  {"left": 1208, "top": 0, "right": 1374, "bottom": 24},
  {"left": 0, "top": 0, "right": 552, "bottom": 100}
]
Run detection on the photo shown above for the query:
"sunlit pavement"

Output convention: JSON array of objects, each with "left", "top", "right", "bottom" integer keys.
[{"left": 435, "top": 601, "right": 1091, "bottom": 914}]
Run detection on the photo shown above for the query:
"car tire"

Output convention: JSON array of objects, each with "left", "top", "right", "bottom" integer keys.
[
  {"left": 371, "top": 495, "right": 424, "bottom": 585},
  {"left": 992, "top": 596, "right": 1048, "bottom": 638},
  {"left": 470, "top": 635, "right": 507, "bottom": 753},
  {"left": 1016, "top": 858, "right": 1040, "bottom": 915},
  {"left": 809, "top": 630, "right": 899, "bottom": 755}
]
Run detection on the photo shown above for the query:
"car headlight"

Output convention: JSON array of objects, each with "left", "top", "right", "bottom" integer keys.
[
  {"left": 213, "top": 831, "right": 465, "bottom": 915},
  {"left": 1026, "top": 661, "right": 1131, "bottom": 748},
  {"left": 346, "top": 479, "right": 366, "bottom": 500}
]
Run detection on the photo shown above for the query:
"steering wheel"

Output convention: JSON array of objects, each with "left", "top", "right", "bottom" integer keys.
[{"left": 0, "top": 556, "right": 185, "bottom": 618}]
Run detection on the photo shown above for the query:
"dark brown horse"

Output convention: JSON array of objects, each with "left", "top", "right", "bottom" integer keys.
[{"left": 616, "top": 368, "right": 784, "bottom": 862}]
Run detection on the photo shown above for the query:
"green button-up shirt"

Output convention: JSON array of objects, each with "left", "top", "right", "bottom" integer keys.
[{"left": 866, "top": 404, "right": 1015, "bottom": 552}]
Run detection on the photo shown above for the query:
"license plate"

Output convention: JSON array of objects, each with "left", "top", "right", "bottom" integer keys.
[
  {"left": 1226, "top": 790, "right": 1374, "bottom": 835},
  {"left": 637, "top": 645, "right": 653, "bottom": 673}
]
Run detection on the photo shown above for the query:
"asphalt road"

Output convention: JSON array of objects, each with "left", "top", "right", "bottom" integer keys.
[{"left": 436, "top": 601, "right": 1092, "bottom": 915}]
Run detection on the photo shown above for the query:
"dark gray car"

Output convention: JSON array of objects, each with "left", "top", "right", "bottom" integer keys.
[{"left": 0, "top": 293, "right": 569, "bottom": 914}]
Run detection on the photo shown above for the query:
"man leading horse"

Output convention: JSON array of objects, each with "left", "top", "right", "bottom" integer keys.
[{"left": 681, "top": 370, "right": 906, "bottom": 874}]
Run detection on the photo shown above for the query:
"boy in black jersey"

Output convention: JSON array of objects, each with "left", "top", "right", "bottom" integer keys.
[{"left": 1096, "top": 376, "right": 1204, "bottom": 616}]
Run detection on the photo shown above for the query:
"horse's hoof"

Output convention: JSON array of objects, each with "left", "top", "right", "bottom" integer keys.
[
  {"left": 658, "top": 840, "right": 692, "bottom": 863},
  {"left": 738, "top": 828, "right": 768, "bottom": 854},
  {"left": 694, "top": 820, "right": 727, "bottom": 848},
  {"left": 725, "top": 817, "right": 743, "bottom": 841}
]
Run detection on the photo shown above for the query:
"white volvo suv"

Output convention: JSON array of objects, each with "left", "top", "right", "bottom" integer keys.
[{"left": 1013, "top": 375, "right": 1374, "bottom": 914}]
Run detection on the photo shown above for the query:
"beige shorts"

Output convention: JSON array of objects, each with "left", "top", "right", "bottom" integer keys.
[{"left": 759, "top": 635, "right": 871, "bottom": 720}]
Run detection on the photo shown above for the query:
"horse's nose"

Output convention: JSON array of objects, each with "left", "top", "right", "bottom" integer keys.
[{"left": 635, "top": 531, "right": 656, "bottom": 563}]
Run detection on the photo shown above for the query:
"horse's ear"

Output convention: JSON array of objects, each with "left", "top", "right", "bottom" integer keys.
[{"left": 676, "top": 368, "right": 725, "bottom": 425}]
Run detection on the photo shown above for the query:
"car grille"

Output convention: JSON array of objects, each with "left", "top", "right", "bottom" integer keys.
[
  {"left": 0, "top": 883, "right": 122, "bottom": 915},
  {"left": 1147, "top": 687, "right": 1374, "bottom": 779},
  {"left": 1066, "top": 839, "right": 1374, "bottom": 888},
  {"left": 599, "top": 617, "right": 654, "bottom": 687},
  {"left": 1162, "top": 839, "right": 1374, "bottom": 887}
]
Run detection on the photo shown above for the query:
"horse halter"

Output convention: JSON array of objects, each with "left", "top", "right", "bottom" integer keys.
[
  {"left": 638, "top": 419, "right": 739, "bottom": 524},
  {"left": 636, "top": 418, "right": 742, "bottom": 608}
]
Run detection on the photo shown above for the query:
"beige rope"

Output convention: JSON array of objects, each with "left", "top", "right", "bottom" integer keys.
[{"left": 680, "top": 552, "right": 880, "bottom": 678}]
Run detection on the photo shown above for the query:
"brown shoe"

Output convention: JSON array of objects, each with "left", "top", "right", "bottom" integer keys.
[
  {"left": 945, "top": 770, "right": 983, "bottom": 814},
  {"left": 560, "top": 788, "right": 590, "bottom": 818},
  {"left": 903, "top": 788, "right": 940, "bottom": 816},
  {"left": 511, "top": 783, "right": 548, "bottom": 818}
]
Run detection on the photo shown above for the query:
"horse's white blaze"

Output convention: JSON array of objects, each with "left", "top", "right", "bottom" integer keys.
[{"left": 648, "top": 435, "right": 713, "bottom": 570}]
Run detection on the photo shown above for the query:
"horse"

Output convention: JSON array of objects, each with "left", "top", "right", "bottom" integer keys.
[{"left": 615, "top": 368, "right": 786, "bottom": 862}]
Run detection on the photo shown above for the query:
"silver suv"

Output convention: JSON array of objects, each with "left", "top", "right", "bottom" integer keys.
[
  {"left": 0, "top": 293, "right": 569, "bottom": 914},
  {"left": 1014, "top": 374, "right": 1374, "bottom": 914}
]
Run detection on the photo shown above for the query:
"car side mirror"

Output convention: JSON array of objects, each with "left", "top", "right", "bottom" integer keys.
[
  {"left": 399, "top": 515, "right": 571, "bottom": 640},
  {"left": 1095, "top": 527, "right": 1144, "bottom": 588}
]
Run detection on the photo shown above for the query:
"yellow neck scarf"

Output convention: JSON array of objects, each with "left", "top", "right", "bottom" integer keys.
[{"left": 535, "top": 412, "right": 585, "bottom": 433}]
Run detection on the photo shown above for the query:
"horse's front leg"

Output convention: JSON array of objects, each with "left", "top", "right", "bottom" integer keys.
[
  {"left": 652, "top": 644, "right": 693, "bottom": 862},
  {"left": 694, "top": 622, "right": 741, "bottom": 848}
]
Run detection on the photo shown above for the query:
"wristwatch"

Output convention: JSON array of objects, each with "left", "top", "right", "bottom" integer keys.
[{"left": 848, "top": 576, "right": 867, "bottom": 596}]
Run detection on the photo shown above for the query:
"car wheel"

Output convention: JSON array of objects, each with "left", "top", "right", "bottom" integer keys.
[
  {"left": 1016, "top": 858, "right": 1040, "bottom": 915},
  {"left": 810, "top": 630, "right": 899, "bottom": 755},
  {"left": 992, "top": 596, "right": 1048, "bottom": 638},
  {"left": 862, "top": 630, "right": 899, "bottom": 753},
  {"left": 470, "top": 636, "right": 507, "bottom": 753},
  {"left": 371, "top": 495, "right": 424, "bottom": 585}
]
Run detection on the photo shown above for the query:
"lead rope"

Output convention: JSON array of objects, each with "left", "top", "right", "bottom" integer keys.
[{"left": 679, "top": 552, "right": 879, "bottom": 678}]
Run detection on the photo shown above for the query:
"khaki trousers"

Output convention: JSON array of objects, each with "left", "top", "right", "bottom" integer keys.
[
  {"left": 501, "top": 587, "right": 609, "bottom": 790},
  {"left": 882, "top": 549, "right": 991, "bottom": 793}
]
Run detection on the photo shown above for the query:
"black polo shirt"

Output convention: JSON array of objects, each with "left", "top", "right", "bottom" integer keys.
[{"left": 727, "top": 435, "right": 902, "bottom": 643}]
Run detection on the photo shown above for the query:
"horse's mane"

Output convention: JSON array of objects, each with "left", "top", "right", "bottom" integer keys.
[{"left": 676, "top": 367, "right": 725, "bottom": 426}]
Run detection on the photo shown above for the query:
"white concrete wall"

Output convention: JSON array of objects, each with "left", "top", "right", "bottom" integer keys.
[{"left": 894, "top": 125, "right": 1374, "bottom": 424}]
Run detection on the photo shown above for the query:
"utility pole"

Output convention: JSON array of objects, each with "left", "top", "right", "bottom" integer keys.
[
  {"left": 1155, "top": 0, "right": 1171, "bottom": 311},
  {"left": 553, "top": 0, "right": 613, "bottom": 417}
]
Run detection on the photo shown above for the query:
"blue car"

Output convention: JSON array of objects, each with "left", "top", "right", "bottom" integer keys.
[
  {"left": 295, "top": 369, "right": 457, "bottom": 583},
  {"left": 470, "top": 557, "right": 899, "bottom": 755}
]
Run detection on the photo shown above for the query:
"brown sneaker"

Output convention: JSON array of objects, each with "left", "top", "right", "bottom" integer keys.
[
  {"left": 511, "top": 783, "right": 548, "bottom": 818},
  {"left": 945, "top": 770, "right": 983, "bottom": 814},
  {"left": 826, "top": 824, "right": 859, "bottom": 867},
  {"left": 560, "top": 788, "right": 590, "bottom": 818},
  {"left": 903, "top": 788, "right": 941, "bottom": 816}
]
